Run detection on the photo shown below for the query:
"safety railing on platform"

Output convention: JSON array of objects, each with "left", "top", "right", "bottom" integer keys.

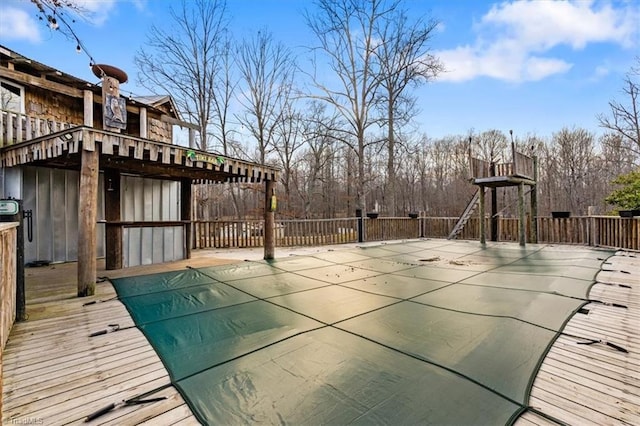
[
  {"left": 193, "top": 216, "right": 639, "bottom": 251},
  {"left": 0, "top": 109, "right": 76, "bottom": 148}
]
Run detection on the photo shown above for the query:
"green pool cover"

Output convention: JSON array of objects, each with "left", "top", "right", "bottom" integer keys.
[{"left": 110, "top": 240, "right": 613, "bottom": 425}]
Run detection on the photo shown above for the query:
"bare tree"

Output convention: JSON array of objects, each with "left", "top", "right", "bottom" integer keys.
[
  {"left": 272, "top": 103, "right": 305, "bottom": 215},
  {"left": 135, "top": 0, "right": 229, "bottom": 152},
  {"left": 473, "top": 129, "right": 509, "bottom": 163},
  {"left": 549, "top": 127, "right": 596, "bottom": 214},
  {"left": 236, "top": 29, "right": 297, "bottom": 165},
  {"left": 598, "top": 57, "right": 640, "bottom": 162},
  {"left": 373, "top": 6, "right": 443, "bottom": 215},
  {"left": 305, "top": 0, "right": 389, "bottom": 212}
]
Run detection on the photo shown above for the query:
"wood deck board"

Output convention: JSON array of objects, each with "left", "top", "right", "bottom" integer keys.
[
  {"left": 516, "top": 250, "right": 640, "bottom": 425},
  {"left": 2, "top": 245, "right": 638, "bottom": 425},
  {"left": 1, "top": 254, "right": 235, "bottom": 425}
]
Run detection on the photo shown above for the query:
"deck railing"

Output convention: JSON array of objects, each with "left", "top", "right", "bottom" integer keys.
[
  {"left": 193, "top": 216, "right": 640, "bottom": 251},
  {"left": 0, "top": 223, "right": 18, "bottom": 351},
  {"left": 1, "top": 222, "right": 18, "bottom": 419},
  {"left": 468, "top": 142, "right": 534, "bottom": 180},
  {"left": 0, "top": 109, "right": 76, "bottom": 148}
]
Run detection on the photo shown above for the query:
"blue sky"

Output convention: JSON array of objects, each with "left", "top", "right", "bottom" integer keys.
[{"left": 0, "top": 0, "right": 638, "bottom": 141}]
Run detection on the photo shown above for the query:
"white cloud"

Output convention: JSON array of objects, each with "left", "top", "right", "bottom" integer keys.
[
  {"left": 71, "top": 0, "right": 118, "bottom": 26},
  {"left": 0, "top": 6, "right": 41, "bottom": 43},
  {"left": 437, "top": 0, "right": 640, "bottom": 83},
  {"left": 65, "top": 0, "right": 147, "bottom": 26}
]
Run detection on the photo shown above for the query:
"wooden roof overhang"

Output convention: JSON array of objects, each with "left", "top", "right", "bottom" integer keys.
[{"left": 0, "top": 126, "right": 279, "bottom": 183}]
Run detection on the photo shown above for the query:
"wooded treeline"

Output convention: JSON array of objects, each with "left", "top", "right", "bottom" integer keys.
[
  {"left": 127, "top": 0, "right": 639, "bottom": 220},
  {"left": 193, "top": 127, "right": 637, "bottom": 219},
  {"left": 31, "top": 0, "right": 640, "bottom": 219}
]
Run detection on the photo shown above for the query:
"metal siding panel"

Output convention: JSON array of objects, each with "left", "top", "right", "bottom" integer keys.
[
  {"left": 152, "top": 180, "right": 161, "bottom": 221},
  {"left": 22, "top": 167, "right": 37, "bottom": 263},
  {"left": 65, "top": 170, "right": 79, "bottom": 261},
  {"left": 172, "top": 181, "right": 180, "bottom": 221},
  {"left": 174, "top": 226, "right": 184, "bottom": 260},
  {"left": 36, "top": 168, "right": 52, "bottom": 262},
  {"left": 153, "top": 227, "right": 164, "bottom": 263},
  {"left": 143, "top": 179, "right": 153, "bottom": 221},
  {"left": 128, "top": 227, "right": 141, "bottom": 267},
  {"left": 122, "top": 175, "right": 135, "bottom": 221},
  {"left": 122, "top": 228, "right": 130, "bottom": 268},
  {"left": 133, "top": 177, "right": 144, "bottom": 221},
  {"left": 141, "top": 227, "right": 153, "bottom": 265},
  {"left": 51, "top": 169, "right": 66, "bottom": 262},
  {"left": 161, "top": 181, "right": 171, "bottom": 220},
  {"left": 163, "top": 227, "right": 174, "bottom": 261}
]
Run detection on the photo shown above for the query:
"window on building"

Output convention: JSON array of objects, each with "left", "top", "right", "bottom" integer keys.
[{"left": 0, "top": 79, "right": 25, "bottom": 113}]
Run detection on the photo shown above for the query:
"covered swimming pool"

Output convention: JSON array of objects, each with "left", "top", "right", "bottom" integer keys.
[{"left": 110, "top": 240, "right": 616, "bottom": 425}]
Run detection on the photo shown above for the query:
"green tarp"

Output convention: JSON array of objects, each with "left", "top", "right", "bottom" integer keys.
[{"left": 111, "top": 240, "right": 613, "bottom": 425}]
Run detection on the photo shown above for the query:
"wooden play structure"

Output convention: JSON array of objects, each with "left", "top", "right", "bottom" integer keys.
[{"left": 449, "top": 135, "right": 537, "bottom": 246}]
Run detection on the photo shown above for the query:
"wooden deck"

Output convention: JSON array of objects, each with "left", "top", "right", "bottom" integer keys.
[
  {"left": 2, "top": 243, "right": 639, "bottom": 425},
  {"left": 517, "top": 251, "right": 640, "bottom": 425},
  {"left": 2, "top": 251, "right": 239, "bottom": 425}
]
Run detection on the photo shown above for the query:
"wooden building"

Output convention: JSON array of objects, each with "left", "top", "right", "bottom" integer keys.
[{"left": 0, "top": 45, "right": 279, "bottom": 297}]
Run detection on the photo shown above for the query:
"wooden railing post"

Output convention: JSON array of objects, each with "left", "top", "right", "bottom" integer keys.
[{"left": 264, "top": 179, "right": 276, "bottom": 260}]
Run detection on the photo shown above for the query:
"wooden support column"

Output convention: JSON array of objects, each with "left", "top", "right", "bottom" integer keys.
[
  {"left": 264, "top": 179, "right": 276, "bottom": 260},
  {"left": 105, "top": 169, "right": 122, "bottom": 270},
  {"left": 490, "top": 162, "right": 498, "bottom": 241},
  {"left": 140, "top": 107, "right": 148, "bottom": 138},
  {"left": 479, "top": 186, "right": 486, "bottom": 245},
  {"left": 181, "top": 178, "right": 192, "bottom": 259},
  {"left": 188, "top": 128, "right": 195, "bottom": 148},
  {"left": 83, "top": 90, "right": 93, "bottom": 126},
  {"left": 78, "top": 148, "right": 99, "bottom": 297},
  {"left": 518, "top": 182, "right": 526, "bottom": 246},
  {"left": 530, "top": 156, "right": 538, "bottom": 243}
]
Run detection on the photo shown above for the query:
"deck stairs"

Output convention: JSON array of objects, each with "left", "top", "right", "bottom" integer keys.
[{"left": 448, "top": 188, "right": 485, "bottom": 240}]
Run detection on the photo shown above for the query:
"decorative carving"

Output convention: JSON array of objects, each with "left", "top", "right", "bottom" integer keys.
[{"left": 105, "top": 94, "right": 126, "bottom": 129}]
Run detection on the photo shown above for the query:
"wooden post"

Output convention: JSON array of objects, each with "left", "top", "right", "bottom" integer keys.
[
  {"left": 181, "top": 178, "right": 192, "bottom": 259},
  {"left": 83, "top": 90, "right": 93, "bottom": 126},
  {"left": 264, "top": 179, "right": 276, "bottom": 260},
  {"left": 78, "top": 148, "right": 99, "bottom": 297},
  {"left": 518, "top": 182, "right": 526, "bottom": 246},
  {"left": 105, "top": 169, "right": 122, "bottom": 270},
  {"left": 530, "top": 155, "right": 538, "bottom": 243},
  {"left": 140, "top": 107, "right": 148, "bottom": 138},
  {"left": 188, "top": 128, "right": 195, "bottom": 148},
  {"left": 490, "top": 162, "right": 498, "bottom": 241},
  {"left": 479, "top": 186, "right": 486, "bottom": 245}
]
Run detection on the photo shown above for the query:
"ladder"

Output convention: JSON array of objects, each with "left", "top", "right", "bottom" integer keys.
[{"left": 448, "top": 188, "right": 485, "bottom": 240}]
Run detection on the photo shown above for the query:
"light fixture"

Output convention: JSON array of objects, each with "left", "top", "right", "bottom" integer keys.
[
  {"left": 61, "top": 133, "right": 73, "bottom": 141},
  {"left": 48, "top": 17, "right": 58, "bottom": 30},
  {"left": 107, "top": 179, "right": 115, "bottom": 192},
  {"left": 76, "top": 44, "right": 82, "bottom": 54}
]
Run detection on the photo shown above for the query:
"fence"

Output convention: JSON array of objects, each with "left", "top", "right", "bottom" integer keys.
[{"left": 193, "top": 216, "right": 639, "bottom": 251}]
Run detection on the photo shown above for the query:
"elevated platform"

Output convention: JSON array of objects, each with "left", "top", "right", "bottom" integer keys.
[{"left": 458, "top": 140, "right": 538, "bottom": 245}]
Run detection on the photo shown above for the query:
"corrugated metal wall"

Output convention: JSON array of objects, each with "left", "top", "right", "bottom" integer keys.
[
  {"left": 19, "top": 166, "right": 105, "bottom": 263},
  {"left": 121, "top": 175, "right": 183, "bottom": 267},
  {"left": 1, "top": 167, "right": 183, "bottom": 267}
]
